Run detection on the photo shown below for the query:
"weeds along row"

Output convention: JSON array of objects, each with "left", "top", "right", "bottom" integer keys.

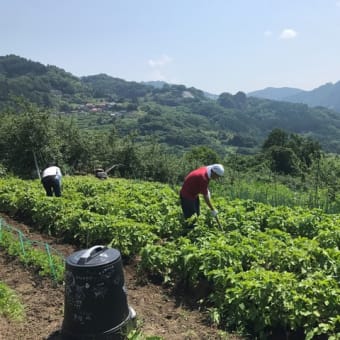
[
  {"left": 0, "top": 220, "right": 65, "bottom": 283},
  {"left": 0, "top": 281, "right": 25, "bottom": 322},
  {"left": 0, "top": 218, "right": 65, "bottom": 324},
  {"left": 0, "top": 176, "right": 339, "bottom": 339}
]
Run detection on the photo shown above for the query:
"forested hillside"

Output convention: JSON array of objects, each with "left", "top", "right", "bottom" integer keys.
[
  {"left": 2, "top": 54, "right": 340, "bottom": 155},
  {"left": 286, "top": 81, "right": 340, "bottom": 112}
]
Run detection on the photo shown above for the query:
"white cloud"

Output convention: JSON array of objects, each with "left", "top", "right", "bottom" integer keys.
[
  {"left": 336, "top": 1, "right": 340, "bottom": 7},
  {"left": 148, "top": 54, "right": 173, "bottom": 68},
  {"left": 264, "top": 30, "right": 273, "bottom": 37},
  {"left": 279, "top": 28, "right": 298, "bottom": 40}
]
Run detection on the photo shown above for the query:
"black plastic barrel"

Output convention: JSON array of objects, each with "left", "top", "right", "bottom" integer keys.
[{"left": 61, "top": 245, "right": 136, "bottom": 340}]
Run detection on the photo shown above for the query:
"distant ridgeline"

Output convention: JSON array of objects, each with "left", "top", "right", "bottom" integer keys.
[
  {"left": 248, "top": 82, "right": 340, "bottom": 113},
  {"left": 1, "top": 54, "right": 340, "bottom": 154}
]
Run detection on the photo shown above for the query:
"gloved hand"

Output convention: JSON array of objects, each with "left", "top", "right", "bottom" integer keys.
[{"left": 211, "top": 210, "right": 218, "bottom": 217}]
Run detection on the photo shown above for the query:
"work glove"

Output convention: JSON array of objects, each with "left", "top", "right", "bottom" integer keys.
[{"left": 211, "top": 210, "right": 218, "bottom": 217}]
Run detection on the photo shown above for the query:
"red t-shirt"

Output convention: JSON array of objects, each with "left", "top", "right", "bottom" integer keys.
[{"left": 180, "top": 167, "right": 209, "bottom": 200}]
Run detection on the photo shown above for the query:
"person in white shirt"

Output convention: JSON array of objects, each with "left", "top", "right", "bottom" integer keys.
[{"left": 41, "top": 164, "right": 63, "bottom": 197}]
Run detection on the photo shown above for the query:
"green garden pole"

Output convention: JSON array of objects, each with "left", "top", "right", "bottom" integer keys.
[
  {"left": 45, "top": 243, "right": 57, "bottom": 282},
  {"left": 18, "top": 231, "right": 26, "bottom": 257}
]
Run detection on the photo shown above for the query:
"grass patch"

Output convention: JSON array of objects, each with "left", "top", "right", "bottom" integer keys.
[{"left": 0, "top": 281, "right": 25, "bottom": 321}]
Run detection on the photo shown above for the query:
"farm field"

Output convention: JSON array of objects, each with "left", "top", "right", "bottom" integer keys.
[
  {"left": 0, "top": 214, "right": 231, "bottom": 340},
  {"left": 0, "top": 176, "right": 339, "bottom": 339}
]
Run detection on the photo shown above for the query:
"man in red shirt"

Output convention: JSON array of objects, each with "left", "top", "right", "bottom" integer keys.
[{"left": 180, "top": 164, "right": 224, "bottom": 226}]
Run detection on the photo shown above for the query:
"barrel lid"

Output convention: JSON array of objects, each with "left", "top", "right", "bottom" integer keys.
[{"left": 66, "top": 245, "right": 121, "bottom": 268}]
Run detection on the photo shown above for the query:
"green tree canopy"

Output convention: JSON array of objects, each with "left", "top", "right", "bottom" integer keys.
[{"left": 262, "top": 128, "right": 322, "bottom": 175}]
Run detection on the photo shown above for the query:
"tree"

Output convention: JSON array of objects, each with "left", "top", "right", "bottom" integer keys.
[
  {"left": 233, "top": 91, "right": 247, "bottom": 109},
  {"left": 217, "top": 92, "right": 235, "bottom": 108},
  {"left": 184, "top": 146, "right": 220, "bottom": 168},
  {"left": 262, "top": 128, "right": 288, "bottom": 150},
  {"left": 54, "top": 117, "right": 91, "bottom": 173},
  {"left": 268, "top": 146, "right": 300, "bottom": 175},
  {"left": 0, "top": 100, "right": 58, "bottom": 177},
  {"left": 262, "top": 128, "right": 323, "bottom": 175}
]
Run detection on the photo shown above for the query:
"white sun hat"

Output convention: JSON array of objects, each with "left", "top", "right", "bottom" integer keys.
[{"left": 207, "top": 164, "right": 224, "bottom": 177}]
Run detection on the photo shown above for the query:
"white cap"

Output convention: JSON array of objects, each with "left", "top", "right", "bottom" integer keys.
[
  {"left": 207, "top": 164, "right": 224, "bottom": 177},
  {"left": 211, "top": 164, "right": 224, "bottom": 176}
]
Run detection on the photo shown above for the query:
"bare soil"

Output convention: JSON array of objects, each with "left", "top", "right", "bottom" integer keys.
[{"left": 0, "top": 214, "right": 242, "bottom": 340}]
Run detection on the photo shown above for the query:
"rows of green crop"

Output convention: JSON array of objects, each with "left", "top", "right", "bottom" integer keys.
[
  {"left": 0, "top": 176, "right": 339, "bottom": 339},
  {"left": 0, "top": 177, "right": 182, "bottom": 254},
  {"left": 140, "top": 224, "right": 339, "bottom": 338},
  {"left": 0, "top": 222, "right": 64, "bottom": 283}
]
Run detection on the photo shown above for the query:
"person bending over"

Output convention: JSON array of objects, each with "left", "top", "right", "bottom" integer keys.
[
  {"left": 179, "top": 164, "right": 224, "bottom": 227},
  {"left": 41, "top": 164, "right": 63, "bottom": 197}
]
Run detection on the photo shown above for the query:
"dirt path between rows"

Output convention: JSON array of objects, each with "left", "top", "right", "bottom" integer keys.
[{"left": 0, "top": 214, "right": 242, "bottom": 340}]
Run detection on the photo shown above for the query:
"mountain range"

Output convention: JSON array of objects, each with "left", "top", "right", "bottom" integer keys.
[
  {"left": 1, "top": 54, "right": 340, "bottom": 155},
  {"left": 248, "top": 81, "right": 340, "bottom": 113}
]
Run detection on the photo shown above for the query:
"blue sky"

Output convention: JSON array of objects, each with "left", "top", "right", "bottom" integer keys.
[{"left": 1, "top": 0, "right": 340, "bottom": 95}]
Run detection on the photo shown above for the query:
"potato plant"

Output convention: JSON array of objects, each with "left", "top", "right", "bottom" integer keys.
[{"left": 0, "top": 176, "right": 339, "bottom": 339}]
